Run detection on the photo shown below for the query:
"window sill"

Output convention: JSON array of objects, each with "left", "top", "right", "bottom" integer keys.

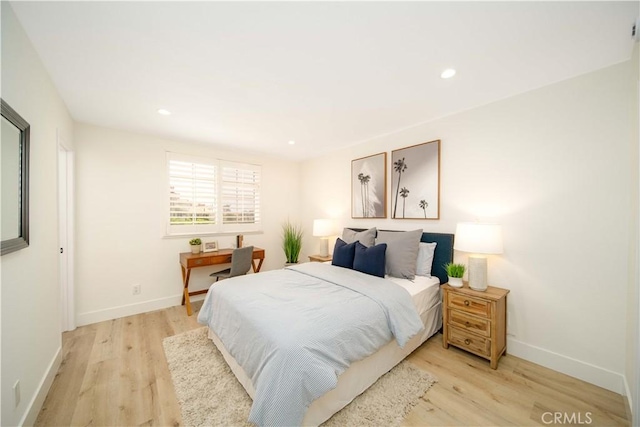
[{"left": 162, "top": 230, "right": 264, "bottom": 239}]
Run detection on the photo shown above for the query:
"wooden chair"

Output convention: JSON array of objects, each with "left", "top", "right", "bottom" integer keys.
[{"left": 210, "top": 246, "right": 254, "bottom": 282}]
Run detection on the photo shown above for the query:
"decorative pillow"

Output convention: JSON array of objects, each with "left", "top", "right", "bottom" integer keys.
[
  {"left": 331, "top": 238, "right": 357, "bottom": 269},
  {"left": 353, "top": 242, "right": 387, "bottom": 278},
  {"left": 416, "top": 242, "right": 437, "bottom": 276},
  {"left": 375, "top": 229, "right": 422, "bottom": 279},
  {"left": 341, "top": 227, "right": 376, "bottom": 247}
]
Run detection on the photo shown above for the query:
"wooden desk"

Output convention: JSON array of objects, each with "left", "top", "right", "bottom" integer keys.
[{"left": 179, "top": 247, "right": 265, "bottom": 316}]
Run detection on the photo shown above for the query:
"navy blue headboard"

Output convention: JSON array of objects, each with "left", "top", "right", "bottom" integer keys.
[
  {"left": 348, "top": 228, "right": 454, "bottom": 284},
  {"left": 419, "top": 231, "right": 455, "bottom": 284}
]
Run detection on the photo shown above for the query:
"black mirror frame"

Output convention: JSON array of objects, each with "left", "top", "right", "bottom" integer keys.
[{"left": 1, "top": 99, "right": 30, "bottom": 256}]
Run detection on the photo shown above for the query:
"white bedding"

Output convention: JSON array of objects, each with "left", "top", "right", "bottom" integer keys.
[
  {"left": 204, "top": 271, "right": 442, "bottom": 426},
  {"left": 386, "top": 274, "right": 441, "bottom": 316},
  {"left": 199, "top": 264, "right": 425, "bottom": 425},
  {"left": 321, "top": 261, "right": 441, "bottom": 315}
]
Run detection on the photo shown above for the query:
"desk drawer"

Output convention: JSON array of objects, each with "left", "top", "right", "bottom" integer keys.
[
  {"left": 186, "top": 257, "right": 215, "bottom": 268},
  {"left": 449, "top": 309, "right": 490, "bottom": 336},
  {"left": 448, "top": 294, "right": 491, "bottom": 318}
]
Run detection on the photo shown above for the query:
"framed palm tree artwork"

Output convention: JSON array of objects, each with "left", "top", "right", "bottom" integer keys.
[
  {"left": 391, "top": 140, "right": 440, "bottom": 220},
  {"left": 351, "top": 152, "right": 387, "bottom": 218}
]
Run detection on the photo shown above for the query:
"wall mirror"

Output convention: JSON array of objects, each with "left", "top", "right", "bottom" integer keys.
[{"left": 1, "top": 99, "right": 30, "bottom": 255}]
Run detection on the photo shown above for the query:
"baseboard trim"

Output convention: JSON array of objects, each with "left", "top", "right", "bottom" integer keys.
[
  {"left": 507, "top": 337, "right": 625, "bottom": 395},
  {"left": 77, "top": 295, "right": 182, "bottom": 326},
  {"left": 623, "top": 375, "right": 633, "bottom": 421},
  {"left": 20, "top": 346, "right": 62, "bottom": 427}
]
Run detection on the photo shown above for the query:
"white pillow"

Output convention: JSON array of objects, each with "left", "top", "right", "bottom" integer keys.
[{"left": 416, "top": 242, "right": 437, "bottom": 277}]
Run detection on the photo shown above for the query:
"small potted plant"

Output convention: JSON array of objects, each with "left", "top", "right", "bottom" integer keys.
[
  {"left": 282, "top": 220, "right": 303, "bottom": 266},
  {"left": 189, "top": 238, "right": 202, "bottom": 254},
  {"left": 444, "top": 262, "right": 466, "bottom": 288}
]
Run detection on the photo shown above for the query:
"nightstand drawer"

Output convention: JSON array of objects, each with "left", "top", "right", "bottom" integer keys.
[
  {"left": 449, "top": 309, "right": 490, "bottom": 336},
  {"left": 448, "top": 294, "right": 491, "bottom": 318},
  {"left": 449, "top": 326, "right": 491, "bottom": 357}
]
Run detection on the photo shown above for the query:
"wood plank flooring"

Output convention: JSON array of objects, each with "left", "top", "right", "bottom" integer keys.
[{"left": 35, "top": 302, "right": 630, "bottom": 426}]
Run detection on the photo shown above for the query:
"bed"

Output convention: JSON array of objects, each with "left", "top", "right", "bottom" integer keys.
[{"left": 197, "top": 229, "right": 454, "bottom": 426}]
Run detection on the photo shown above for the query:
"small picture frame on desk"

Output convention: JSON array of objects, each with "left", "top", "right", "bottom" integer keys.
[{"left": 202, "top": 240, "right": 218, "bottom": 253}]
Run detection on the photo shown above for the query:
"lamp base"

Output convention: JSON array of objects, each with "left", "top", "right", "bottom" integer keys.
[
  {"left": 468, "top": 256, "right": 488, "bottom": 291},
  {"left": 319, "top": 238, "right": 329, "bottom": 257}
]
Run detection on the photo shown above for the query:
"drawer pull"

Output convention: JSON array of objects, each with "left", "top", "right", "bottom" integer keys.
[
  {"left": 464, "top": 300, "right": 470, "bottom": 306},
  {"left": 464, "top": 339, "right": 471, "bottom": 345},
  {"left": 195, "top": 260, "right": 203, "bottom": 265}
]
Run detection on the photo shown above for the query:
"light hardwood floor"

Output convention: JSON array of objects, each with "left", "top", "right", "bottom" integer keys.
[{"left": 36, "top": 302, "right": 630, "bottom": 426}]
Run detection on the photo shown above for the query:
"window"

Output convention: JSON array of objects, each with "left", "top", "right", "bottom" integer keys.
[
  {"left": 220, "top": 161, "right": 261, "bottom": 226},
  {"left": 167, "top": 153, "right": 261, "bottom": 235}
]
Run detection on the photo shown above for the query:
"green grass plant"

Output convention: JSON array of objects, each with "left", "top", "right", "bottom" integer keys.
[
  {"left": 444, "top": 262, "right": 466, "bottom": 278},
  {"left": 282, "top": 220, "right": 303, "bottom": 263}
]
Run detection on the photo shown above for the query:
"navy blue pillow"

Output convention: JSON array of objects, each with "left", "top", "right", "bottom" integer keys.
[
  {"left": 353, "top": 242, "right": 387, "bottom": 278},
  {"left": 332, "top": 238, "right": 357, "bottom": 269}
]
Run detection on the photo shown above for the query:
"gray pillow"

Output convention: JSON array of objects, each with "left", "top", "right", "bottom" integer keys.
[
  {"left": 375, "top": 229, "right": 423, "bottom": 279},
  {"left": 341, "top": 227, "right": 376, "bottom": 247}
]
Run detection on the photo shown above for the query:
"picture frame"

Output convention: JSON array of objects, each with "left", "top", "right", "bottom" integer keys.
[
  {"left": 1, "top": 99, "right": 30, "bottom": 256},
  {"left": 351, "top": 152, "right": 387, "bottom": 218},
  {"left": 390, "top": 140, "right": 440, "bottom": 220},
  {"left": 202, "top": 240, "right": 219, "bottom": 253}
]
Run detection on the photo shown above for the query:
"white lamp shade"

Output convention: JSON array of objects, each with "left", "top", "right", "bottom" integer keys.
[
  {"left": 454, "top": 223, "right": 503, "bottom": 254},
  {"left": 313, "top": 219, "right": 335, "bottom": 237}
]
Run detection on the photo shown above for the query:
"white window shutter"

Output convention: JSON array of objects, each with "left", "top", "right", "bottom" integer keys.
[
  {"left": 166, "top": 153, "right": 261, "bottom": 235},
  {"left": 220, "top": 161, "right": 261, "bottom": 231}
]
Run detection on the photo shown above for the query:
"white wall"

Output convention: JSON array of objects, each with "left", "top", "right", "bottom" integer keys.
[
  {"left": 73, "top": 123, "right": 300, "bottom": 325},
  {"left": 1, "top": 3, "right": 75, "bottom": 426},
  {"left": 300, "top": 60, "right": 635, "bottom": 394},
  {"left": 626, "top": 41, "right": 639, "bottom": 421}
]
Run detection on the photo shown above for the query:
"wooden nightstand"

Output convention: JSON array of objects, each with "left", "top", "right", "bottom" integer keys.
[
  {"left": 308, "top": 254, "right": 332, "bottom": 263},
  {"left": 442, "top": 283, "right": 509, "bottom": 369}
]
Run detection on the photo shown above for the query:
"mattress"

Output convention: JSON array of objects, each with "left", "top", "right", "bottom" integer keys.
[
  {"left": 386, "top": 274, "right": 441, "bottom": 316},
  {"left": 206, "top": 273, "right": 442, "bottom": 426}
]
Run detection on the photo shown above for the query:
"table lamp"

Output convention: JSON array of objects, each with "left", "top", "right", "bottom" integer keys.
[
  {"left": 453, "top": 222, "right": 503, "bottom": 291},
  {"left": 313, "top": 219, "right": 335, "bottom": 257}
]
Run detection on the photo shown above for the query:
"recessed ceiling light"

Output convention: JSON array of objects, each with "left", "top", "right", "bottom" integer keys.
[
  {"left": 288, "top": 140, "right": 296, "bottom": 145},
  {"left": 440, "top": 69, "right": 456, "bottom": 79},
  {"left": 157, "top": 109, "right": 171, "bottom": 115}
]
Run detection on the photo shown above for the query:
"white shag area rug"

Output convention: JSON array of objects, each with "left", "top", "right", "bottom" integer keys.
[{"left": 163, "top": 327, "right": 436, "bottom": 427}]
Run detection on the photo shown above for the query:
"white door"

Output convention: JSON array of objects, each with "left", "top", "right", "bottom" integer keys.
[{"left": 58, "top": 138, "right": 75, "bottom": 331}]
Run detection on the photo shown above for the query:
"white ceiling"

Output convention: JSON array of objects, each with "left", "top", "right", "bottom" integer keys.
[{"left": 9, "top": 1, "right": 639, "bottom": 160}]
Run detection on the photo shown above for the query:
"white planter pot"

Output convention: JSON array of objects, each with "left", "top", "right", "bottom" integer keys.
[
  {"left": 190, "top": 245, "right": 201, "bottom": 254},
  {"left": 448, "top": 276, "right": 463, "bottom": 288}
]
